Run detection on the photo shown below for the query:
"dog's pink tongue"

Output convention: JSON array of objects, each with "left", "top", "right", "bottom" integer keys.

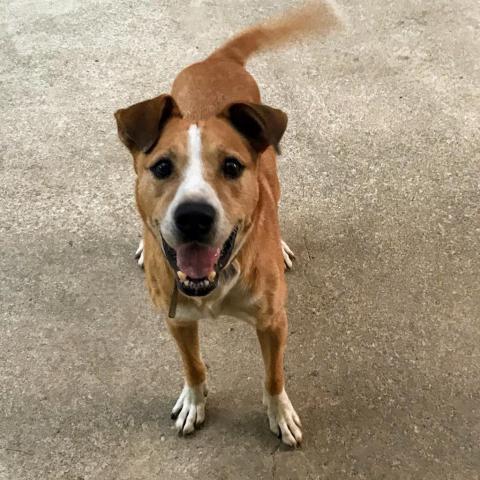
[{"left": 176, "top": 244, "right": 220, "bottom": 279}]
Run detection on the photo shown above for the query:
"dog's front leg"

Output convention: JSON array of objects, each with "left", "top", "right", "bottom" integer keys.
[
  {"left": 167, "top": 319, "right": 207, "bottom": 435},
  {"left": 257, "top": 311, "right": 302, "bottom": 447}
]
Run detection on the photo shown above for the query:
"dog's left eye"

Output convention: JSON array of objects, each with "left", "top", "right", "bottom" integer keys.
[
  {"left": 222, "top": 156, "right": 244, "bottom": 180},
  {"left": 150, "top": 157, "right": 173, "bottom": 179}
]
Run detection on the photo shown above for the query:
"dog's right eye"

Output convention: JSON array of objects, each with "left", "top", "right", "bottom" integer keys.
[{"left": 150, "top": 157, "right": 173, "bottom": 179}]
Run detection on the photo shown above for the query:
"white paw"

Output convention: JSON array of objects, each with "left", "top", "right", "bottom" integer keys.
[
  {"left": 171, "top": 383, "right": 207, "bottom": 435},
  {"left": 263, "top": 388, "right": 302, "bottom": 447},
  {"left": 134, "top": 238, "right": 144, "bottom": 268},
  {"left": 281, "top": 239, "right": 295, "bottom": 270}
]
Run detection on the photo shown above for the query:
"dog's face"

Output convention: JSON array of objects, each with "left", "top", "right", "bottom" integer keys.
[{"left": 115, "top": 95, "right": 287, "bottom": 297}]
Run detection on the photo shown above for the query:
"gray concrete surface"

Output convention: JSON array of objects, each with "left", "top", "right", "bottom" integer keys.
[{"left": 1, "top": 0, "right": 479, "bottom": 478}]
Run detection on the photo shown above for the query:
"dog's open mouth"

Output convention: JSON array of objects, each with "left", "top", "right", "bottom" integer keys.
[{"left": 162, "top": 226, "right": 238, "bottom": 297}]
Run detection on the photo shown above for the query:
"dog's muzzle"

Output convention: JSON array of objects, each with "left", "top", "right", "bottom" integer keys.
[{"left": 162, "top": 225, "right": 239, "bottom": 297}]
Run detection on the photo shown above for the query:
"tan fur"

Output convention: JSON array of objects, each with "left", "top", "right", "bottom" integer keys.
[
  {"left": 115, "top": 1, "right": 342, "bottom": 445},
  {"left": 210, "top": 1, "right": 342, "bottom": 65},
  {"left": 167, "top": 320, "right": 206, "bottom": 387},
  {"left": 257, "top": 311, "right": 288, "bottom": 395}
]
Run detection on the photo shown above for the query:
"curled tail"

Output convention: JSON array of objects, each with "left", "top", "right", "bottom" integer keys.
[{"left": 209, "top": 1, "right": 344, "bottom": 65}]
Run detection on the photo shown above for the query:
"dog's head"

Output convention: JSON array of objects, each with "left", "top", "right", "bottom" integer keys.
[{"left": 115, "top": 95, "right": 287, "bottom": 297}]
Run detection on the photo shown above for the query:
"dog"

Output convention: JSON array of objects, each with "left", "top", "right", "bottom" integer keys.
[{"left": 114, "top": 1, "right": 341, "bottom": 447}]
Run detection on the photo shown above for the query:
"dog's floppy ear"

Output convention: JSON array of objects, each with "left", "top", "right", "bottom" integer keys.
[
  {"left": 114, "top": 94, "right": 180, "bottom": 154},
  {"left": 220, "top": 102, "right": 288, "bottom": 154}
]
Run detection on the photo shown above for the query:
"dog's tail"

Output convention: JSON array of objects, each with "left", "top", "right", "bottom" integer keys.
[{"left": 209, "top": 1, "right": 343, "bottom": 65}]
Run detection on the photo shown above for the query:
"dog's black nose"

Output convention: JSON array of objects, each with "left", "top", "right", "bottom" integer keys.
[{"left": 174, "top": 202, "right": 216, "bottom": 241}]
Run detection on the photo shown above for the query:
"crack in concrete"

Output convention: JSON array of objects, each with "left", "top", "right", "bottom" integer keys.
[
  {"left": 1, "top": 447, "right": 33, "bottom": 456},
  {"left": 271, "top": 445, "right": 280, "bottom": 480}
]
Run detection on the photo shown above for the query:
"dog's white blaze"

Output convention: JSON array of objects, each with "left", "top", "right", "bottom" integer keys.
[
  {"left": 183, "top": 124, "right": 206, "bottom": 194},
  {"left": 175, "top": 124, "right": 220, "bottom": 205},
  {"left": 174, "top": 124, "right": 216, "bottom": 201}
]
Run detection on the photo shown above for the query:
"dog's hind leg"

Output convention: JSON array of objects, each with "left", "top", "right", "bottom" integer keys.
[
  {"left": 167, "top": 319, "right": 208, "bottom": 435},
  {"left": 281, "top": 239, "right": 295, "bottom": 270},
  {"left": 134, "top": 238, "right": 144, "bottom": 268}
]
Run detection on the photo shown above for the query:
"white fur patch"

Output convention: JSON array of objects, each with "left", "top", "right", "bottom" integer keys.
[
  {"left": 263, "top": 388, "right": 302, "bottom": 446},
  {"left": 180, "top": 124, "right": 209, "bottom": 197},
  {"left": 173, "top": 124, "right": 219, "bottom": 206},
  {"left": 171, "top": 382, "right": 207, "bottom": 434}
]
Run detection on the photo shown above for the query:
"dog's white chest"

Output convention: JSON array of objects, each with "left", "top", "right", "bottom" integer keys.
[{"left": 173, "top": 263, "right": 259, "bottom": 324}]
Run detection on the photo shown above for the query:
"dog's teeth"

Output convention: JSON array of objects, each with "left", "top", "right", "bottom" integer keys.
[
  {"left": 208, "top": 271, "right": 216, "bottom": 282},
  {"left": 177, "top": 271, "right": 187, "bottom": 281},
  {"left": 184, "top": 280, "right": 190, "bottom": 287},
  {"left": 203, "top": 280, "right": 209, "bottom": 287}
]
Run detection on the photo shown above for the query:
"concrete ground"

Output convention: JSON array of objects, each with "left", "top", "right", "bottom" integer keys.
[{"left": 1, "top": 0, "right": 479, "bottom": 478}]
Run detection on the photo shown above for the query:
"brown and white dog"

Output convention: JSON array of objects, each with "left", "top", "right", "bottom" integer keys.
[{"left": 114, "top": 2, "right": 341, "bottom": 447}]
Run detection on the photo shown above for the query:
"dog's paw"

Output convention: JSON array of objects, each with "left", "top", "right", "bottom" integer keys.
[
  {"left": 263, "top": 388, "right": 302, "bottom": 447},
  {"left": 134, "top": 239, "right": 144, "bottom": 268},
  {"left": 281, "top": 240, "right": 295, "bottom": 270},
  {"left": 171, "top": 383, "right": 207, "bottom": 435}
]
